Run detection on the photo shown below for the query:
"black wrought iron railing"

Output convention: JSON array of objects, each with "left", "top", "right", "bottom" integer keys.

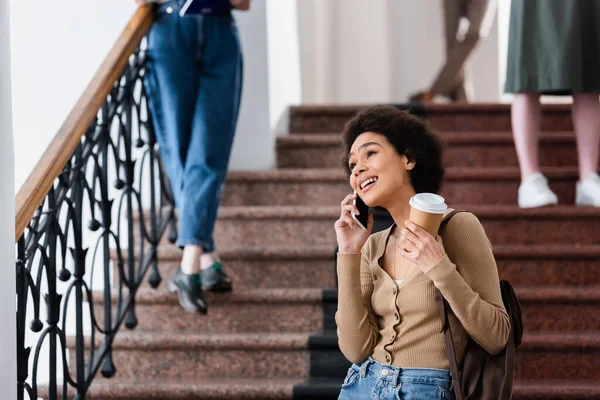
[{"left": 14, "top": 6, "right": 175, "bottom": 399}]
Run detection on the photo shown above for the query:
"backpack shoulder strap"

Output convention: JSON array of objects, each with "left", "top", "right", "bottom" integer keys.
[
  {"left": 440, "top": 209, "right": 468, "bottom": 230},
  {"left": 436, "top": 208, "right": 468, "bottom": 400}
]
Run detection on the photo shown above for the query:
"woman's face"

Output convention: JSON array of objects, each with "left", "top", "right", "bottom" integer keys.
[{"left": 348, "top": 131, "right": 415, "bottom": 207}]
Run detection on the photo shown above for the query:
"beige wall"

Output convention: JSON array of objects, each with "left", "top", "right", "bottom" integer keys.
[{"left": 298, "top": 0, "right": 500, "bottom": 104}]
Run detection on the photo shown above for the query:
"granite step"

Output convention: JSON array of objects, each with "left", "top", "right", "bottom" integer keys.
[
  {"left": 494, "top": 245, "right": 600, "bottom": 286},
  {"left": 221, "top": 167, "right": 581, "bottom": 206},
  {"left": 320, "top": 286, "right": 600, "bottom": 333},
  {"left": 288, "top": 104, "right": 572, "bottom": 134},
  {"left": 67, "top": 331, "right": 600, "bottom": 384},
  {"left": 310, "top": 331, "right": 600, "bottom": 381},
  {"left": 516, "top": 332, "right": 600, "bottom": 380},
  {"left": 38, "top": 379, "right": 600, "bottom": 399},
  {"left": 113, "top": 245, "right": 337, "bottom": 290},
  {"left": 205, "top": 205, "right": 600, "bottom": 247},
  {"left": 40, "top": 378, "right": 297, "bottom": 400},
  {"left": 120, "top": 244, "right": 600, "bottom": 289},
  {"left": 276, "top": 132, "right": 581, "bottom": 169},
  {"left": 92, "top": 285, "right": 600, "bottom": 334},
  {"left": 70, "top": 332, "right": 310, "bottom": 382},
  {"left": 516, "top": 286, "right": 600, "bottom": 332},
  {"left": 92, "top": 288, "right": 324, "bottom": 333},
  {"left": 295, "top": 379, "right": 600, "bottom": 400}
]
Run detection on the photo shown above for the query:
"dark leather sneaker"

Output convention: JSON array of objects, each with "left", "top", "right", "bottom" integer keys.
[
  {"left": 167, "top": 268, "right": 208, "bottom": 314},
  {"left": 201, "top": 262, "right": 233, "bottom": 292}
]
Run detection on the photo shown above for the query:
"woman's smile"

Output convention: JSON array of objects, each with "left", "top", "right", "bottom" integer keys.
[{"left": 359, "top": 176, "right": 378, "bottom": 193}]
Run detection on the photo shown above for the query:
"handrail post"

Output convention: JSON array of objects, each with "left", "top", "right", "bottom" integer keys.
[{"left": 1, "top": 0, "right": 17, "bottom": 399}]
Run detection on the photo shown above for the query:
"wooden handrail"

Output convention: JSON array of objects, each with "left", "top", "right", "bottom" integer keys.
[{"left": 15, "top": 5, "right": 154, "bottom": 242}]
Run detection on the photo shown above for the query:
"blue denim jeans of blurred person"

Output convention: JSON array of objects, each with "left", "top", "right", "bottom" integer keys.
[
  {"left": 144, "top": 0, "right": 243, "bottom": 252},
  {"left": 338, "top": 357, "right": 455, "bottom": 400}
]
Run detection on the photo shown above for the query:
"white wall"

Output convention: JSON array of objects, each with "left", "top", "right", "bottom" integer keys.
[
  {"left": 0, "top": 0, "right": 17, "bottom": 397},
  {"left": 298, "top": 0, "right": 500, "bottom": 104},
  {"left": 265, "top": 0, "right": 301, "bottom": 134},
  {"left": 10, "top": 0, "right": 274, "bottom": 185},
  {"left": 10, "top": 0, "right": 137, "bottom": 190},
  {"left": 228, "top": 0, "right": 274, "bottom": 169}
]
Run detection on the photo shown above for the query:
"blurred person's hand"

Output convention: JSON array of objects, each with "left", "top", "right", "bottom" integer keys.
[
  {"left": 135, "top": 0, "right": 149, "bottom": 5},
  {"left": 230, "top": 0, "right": 251, "bottom": 11}
]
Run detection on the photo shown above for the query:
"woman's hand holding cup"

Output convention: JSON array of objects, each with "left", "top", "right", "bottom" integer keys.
[
  {"left": 397, "top": 220, "right": 446, "bottom": 272},
  {"left": 335, "top": 193, "right": 374, "bottom": 253}
]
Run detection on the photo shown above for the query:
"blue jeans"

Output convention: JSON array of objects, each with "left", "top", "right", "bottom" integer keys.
[
  {"left": 338, "top": 357, "right": 455, "bottom": 400},
  {"left": 145, "top": 0, "right": 243, "bottom": 251}
]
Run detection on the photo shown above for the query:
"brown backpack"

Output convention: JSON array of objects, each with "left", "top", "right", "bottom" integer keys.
[{"left": 437, "top": 210, "right": 523, "bottom": 400}]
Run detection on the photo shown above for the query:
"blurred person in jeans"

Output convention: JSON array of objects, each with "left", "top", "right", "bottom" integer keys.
[
  {"left": 409, "top": 0, "right": 497, "bottom": 103},
  {"left": 137, "top": 0, "right": 250, "bottom": 313},
  {"left": 505, "top": 0, "right": 600, "bottom": 208}
]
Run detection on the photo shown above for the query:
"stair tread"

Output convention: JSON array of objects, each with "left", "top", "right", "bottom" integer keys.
[
  {"left": 277, "top": 131, "right": 576, "bottom": 145},
  {"left": 225, "top": 166, "right": 580, "bottom": 181},
  {"left": 118, "top": 243, "right": 600, "bottom": 261},
  {"left": 215, "top": 204, "right": 600, "bottom": 220},
  {"left": 70, "top": 332, "right": 312, "bottom": 350},
  {"left": 46, "top": 378, "right": 600, "bottom": 394},
  {"left": 323, "top": 286, "right": 600, "bottom": 303},
  {"left": 306, "top": 330, "right": 600, "bottom": 350},
  {"left": 41, "top": 378, "right": 298, "bottom": 399},
  {"left": 94, "top": 285, "right": 600, "bottom": 304},
  {"left": 94, "top": 287, "right": 324, "bottom": 304},
  {"left": 38, "top": 379, "right": 600, "bottom": 400},
  {"left": 71, "top": 330, "right": 600, "bottom": 351},
  {"left": 60, "top": 377, "right": 600, "bottom": 388},
  {"left": 289, "top": 103, "right": 570, "bottom": 115},
  {"left": 520, "top": 331, "right": 600, "bottom": 350}
]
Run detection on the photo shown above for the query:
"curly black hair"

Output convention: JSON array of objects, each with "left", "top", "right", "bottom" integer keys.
[{"left": 341, "top": 105, "right": 446, "bottom": 194}]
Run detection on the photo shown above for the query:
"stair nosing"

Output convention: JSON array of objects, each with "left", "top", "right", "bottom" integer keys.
[
  {"left": 215, "top": 205, "right": 600, "bottom": 220},
  {"left": 225, "top": 166, "right": 580, "bottom": 182},
  {"left": 277, "top": 131, "right": 576, "bottom": 147},
  {"left": 114, "top": 243, "right": 600, "bottom": 262},
  {"left": 39, "top": 378, "right": 600, "bottom": 398},
  {"left": 69, "top": 332, "right": 311, "bottom": 351},
  {"left": 288, "top": 103, "right": 570, "bottom": 115},
  {"left": 91, "top": 287, "right": 324, "bottom": 305},
  {"left": 514, "top": 286, "right": 600, "bottom": 303},
  {"left": 320, "top": 287, "right": 600, "bottom": 304},
  {"left": 519, "top": 332, "right": 600, "bottom": 351},
  {"left": 110, "top": 244, "right": 337, "bottom": 261}
]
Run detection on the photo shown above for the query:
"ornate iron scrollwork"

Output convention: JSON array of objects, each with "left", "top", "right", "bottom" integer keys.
[{"left": 16, "top": 40, "right": 176, "bottom": 400}]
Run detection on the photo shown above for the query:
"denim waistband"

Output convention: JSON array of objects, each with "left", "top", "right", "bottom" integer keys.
[
  {"left": 157, "top": 0, "right": 185, "bottom": 10},
  {"left": 354, "top": 357, "right": 453, "bottom": 390},
  {"left": 156, "top": 0, "right": 232, "bottom": 17}
]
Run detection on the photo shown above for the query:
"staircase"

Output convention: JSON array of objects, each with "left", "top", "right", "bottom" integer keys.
[{"left": 72, "top": 104, "right": 600, "bottom": 399}]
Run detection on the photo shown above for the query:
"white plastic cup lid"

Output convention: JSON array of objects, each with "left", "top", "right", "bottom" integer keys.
[{"left": 409, "top": 193, "right": 447, "bottom": 214}]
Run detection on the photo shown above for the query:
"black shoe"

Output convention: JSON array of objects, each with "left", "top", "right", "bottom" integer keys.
[
  {"left": 201, "top": 262, "right": 233, "bottom": 292},
  {"left": 167, "top": 268, "right": 208, "bottom": 313}
]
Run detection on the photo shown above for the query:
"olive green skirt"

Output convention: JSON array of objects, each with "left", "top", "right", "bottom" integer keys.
[{"left": 504, "top": 0, "right": 600, "bottom": 94}]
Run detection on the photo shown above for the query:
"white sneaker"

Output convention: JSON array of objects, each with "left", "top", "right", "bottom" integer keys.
[
  {"left": 518, "top": 172, "right": 559, "bottom": 208},
  {"left": 576, "top": 172, "right": 600, "bottom": 207}
]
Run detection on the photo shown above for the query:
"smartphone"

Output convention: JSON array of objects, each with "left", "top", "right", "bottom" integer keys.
[{"left": 352, "top": 190, "right": 369, "bottom": 230}]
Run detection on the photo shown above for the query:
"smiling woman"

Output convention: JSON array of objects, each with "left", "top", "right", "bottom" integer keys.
[
  {"left": 334, "top": 105, "right": 510, "bottom": 400},
  {"left": 341, "top": 106, "right": 446, "bottom": 195}
]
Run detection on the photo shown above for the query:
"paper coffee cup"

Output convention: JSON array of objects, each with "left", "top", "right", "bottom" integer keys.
[{"left": 408, "top": 193, "right": 448, "bottom": 236}]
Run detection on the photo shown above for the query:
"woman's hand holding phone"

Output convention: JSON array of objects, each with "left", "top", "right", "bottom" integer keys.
[{"left": 335, "top": 193, "right": 374, "bottom": 253}]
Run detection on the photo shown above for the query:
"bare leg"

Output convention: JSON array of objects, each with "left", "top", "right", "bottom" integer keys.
[
  {"left": 512, "top": 92, "right": 542, "bottom": 180},
  {"left": 572, "top": 93, "right": 600, "bottom": 181},
  {"left": 181, "top": 245, "right": 202, "bottom": 274},
  {"left": 200, "top": 252, "right": 219, "bottom": 270}
]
